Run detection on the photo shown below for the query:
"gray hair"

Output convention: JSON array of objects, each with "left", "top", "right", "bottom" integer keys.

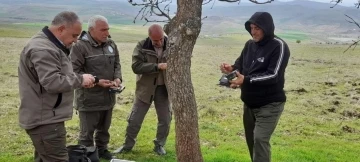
[
  {"left": 88, "top": 15, "right": 108, "bottom": 30},
  {"left": 51, "top": 11, "right": 81, "bottom": 26}
]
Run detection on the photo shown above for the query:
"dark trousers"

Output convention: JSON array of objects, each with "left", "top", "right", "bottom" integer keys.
[
  {"left": 26, "top": 122, "right": 68, "bottom": 162},
  {"left": 243, "top": 102, "right": 284, "bottom": 162},
  {"left": 123, "top": 85, "right": 172, "bottom": 149},
  {"left": 78, "top": 109, "right": 113, "bottom": 151}
]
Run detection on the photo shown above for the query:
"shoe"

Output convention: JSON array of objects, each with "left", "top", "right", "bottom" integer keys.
[
  {"left": 113, "top": 145, "right": 132, "bottom": 154},
  {"left": 98, "top": 149, "right": 113, "bottom": 160},
  {"left": 153, "top": 145, "right": 166, "bottom": 155}
]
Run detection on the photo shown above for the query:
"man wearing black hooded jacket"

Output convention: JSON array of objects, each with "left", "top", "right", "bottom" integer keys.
[{"left": 220, "top": 12, "right": 290, "bottom": 162}]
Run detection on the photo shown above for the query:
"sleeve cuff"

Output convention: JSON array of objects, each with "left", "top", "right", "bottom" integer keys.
[
  {"left": 76, "top": 73, "right": 83, "bottom": 88},
  {"left": 243, "top": 76, "right": 251, "bottom": 85},
  {"left": 231, "top": 65, "right": 237, "bottom": 71},
  {"left": 154, "top": 64, "right": 159, "bottom": 72}
]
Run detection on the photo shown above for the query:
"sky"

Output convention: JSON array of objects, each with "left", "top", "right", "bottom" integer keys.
[
  {"left": 213, "top": 0, "right": 355, "bottom": 6},
  {"left": 278, "top": 0, "right": 354, "bottom": 6}
]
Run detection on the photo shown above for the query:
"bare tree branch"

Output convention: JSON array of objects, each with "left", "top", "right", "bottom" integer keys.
[
  {"left": 218, "top": 0, "right": 239, "bottom": 2},
  {"left": 218, "top": 0, "right": 273, "bottom": 4},
  {"left": 128, "top": 0, "right": 172, "bottom": 24},
  {"left": 345, "top": 14, "right": 360, "bottom": 29},
  {"left": 142, "top": 17, "right": 168, "bottom": 26},
  {"left": 129, "top": 0, "right": 276, "bottom": 24},
  {"left": 249, "top": 0, "right": 274, "bottom": 4},
  {"left": 344, "top": 39, "right": 360, "bottom": 53},
  {"left": 203, "top": 0, "right": 214, "bottom": 5},
  {"left": 343, "top": 14, "right": 360, "bottom": 53},
  {"left": 330, "top": 0, "right": 342, "bottom": 8},
  {"left": 211, "top": 0, "right": 217, "bottom": 9},
  {"left": 330, "top": 0, "right": 360, "bottom": 8},
  {"left": 330, "top": 1, "right": 360, "bottom": 52}
]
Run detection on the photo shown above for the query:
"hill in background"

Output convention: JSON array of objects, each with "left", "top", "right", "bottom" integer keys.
[{"left": 0, "top": 0, "right": 359, "bottom": 42}]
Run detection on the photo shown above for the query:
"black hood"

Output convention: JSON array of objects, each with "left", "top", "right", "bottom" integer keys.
[{"left": 245, "top": 12, "right": 275, "bottom": 46}]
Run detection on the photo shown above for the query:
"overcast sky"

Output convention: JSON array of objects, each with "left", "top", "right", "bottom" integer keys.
[
  {"left": 213, "top": 0, "right": 355, "bottom": 6},
  {"left": 277, "top": 0, "right": 354, "bottom": 6}
]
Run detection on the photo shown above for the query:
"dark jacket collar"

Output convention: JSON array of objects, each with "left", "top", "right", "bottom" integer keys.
[
  {"left": 142, "top": 36, "right": 167, "bottom": 51},
  {"left": 245, "top": 12, "right": 275, "bottom": 46},
  {"left": 42, "top": 26, "right": 70, "bottom": 55}
]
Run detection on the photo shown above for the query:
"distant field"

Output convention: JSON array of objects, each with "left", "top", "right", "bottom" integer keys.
[
  {"left": 0, "top": 23, "right": 147, "bottom": 42},
  {"left": 277, "top": 31, "right": 309, "bottom": 42},
  {"left": 0, "top": 24, "right": 359, "bottom": 162}
]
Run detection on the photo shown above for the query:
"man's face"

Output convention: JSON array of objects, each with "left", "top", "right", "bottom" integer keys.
[
  {"left": 250, "top": 24, "right": 264, "bottom": 42},
  {"left": 149, "top": 32, "right": 164, "bottom": 48},
  {"left": 89, "top": 20, "right": 110, "bottom": 44},
  {"left": 58, "top": 21, "right": 82, "bottom": 48}
]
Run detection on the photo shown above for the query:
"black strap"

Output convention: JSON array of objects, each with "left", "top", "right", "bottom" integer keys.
[
  {"left": 94, "top": 76, "right": 99, "bottom": 84},
  {"left": 53, "top": 93, "right": 63, "bottom": 109}
]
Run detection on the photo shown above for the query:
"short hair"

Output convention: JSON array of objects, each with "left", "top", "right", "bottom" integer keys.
[
  {"left": 88, "top": 15, "right": 108, "bottom": 30},
  {"left": 51, "top": 11, "right": 81, "bottom": 27}
]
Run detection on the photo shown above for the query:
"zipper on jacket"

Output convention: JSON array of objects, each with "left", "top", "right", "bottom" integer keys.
[
  {"left": 249, "top": 48, "right": 260, "bottom": 70},
  {"left": 52, "top": 108, "right": 56, "bottom": 116}
]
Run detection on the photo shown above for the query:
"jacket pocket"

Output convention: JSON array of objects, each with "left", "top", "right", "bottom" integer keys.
[
  {"left": 41, "top": 92, "right": 60, "bottom": 119},
  {"left": 108, "top": 55, "right": 115, "bottom": 65},
  {"left": 85, "top": 55, "right": 105, "bottom": 74},
  {"left": 83, "top": 87, "right": 105, "bottom": 108}
]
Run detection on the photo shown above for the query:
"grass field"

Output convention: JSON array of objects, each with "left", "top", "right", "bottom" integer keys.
[
  {"left": 0, "top": 24, "right": 359, "bottom": 162},
  {"left": 277, "top": 31, "right": 309, "bottom": 42}
]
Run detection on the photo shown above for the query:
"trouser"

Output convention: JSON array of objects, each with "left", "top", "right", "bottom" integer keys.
[
  {"left": 26, "top": 122, "right": 68, "bottom": 162},
  {"left": 243, "top": 102, "right": 284, "bottom": 162},
  {"left": 78, "top": 109, "right": 113, "bottom": 151},
  {"left": 123, "top": 85, "right": 172, "bottom": 149}
]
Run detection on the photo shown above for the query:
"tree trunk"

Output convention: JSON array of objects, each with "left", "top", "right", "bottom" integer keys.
[{"left": 164, "top": 0, "right": 204, "bottom": 162}]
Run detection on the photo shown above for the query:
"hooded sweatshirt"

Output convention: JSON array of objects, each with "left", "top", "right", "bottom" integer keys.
[{"left": 232, "top": 12, "right": 290, "bottom": 108}]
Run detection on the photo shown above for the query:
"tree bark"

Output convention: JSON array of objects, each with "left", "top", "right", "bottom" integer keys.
[{"left": 164, "top": 0, "right": 204, "bottom": 162}]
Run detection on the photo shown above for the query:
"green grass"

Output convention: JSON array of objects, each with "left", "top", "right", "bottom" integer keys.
[
  {"left": 0, "top": 23, "right": 147, "bottom": 42},
  {"left": 0, "top": 25, "right": 360, "bottom": 162},
  {"left": 277, "top": 31, "right": 309, "bottom": 42}
]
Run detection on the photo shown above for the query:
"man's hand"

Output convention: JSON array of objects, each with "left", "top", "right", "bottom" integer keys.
[
  {"left": 82, "top": 74, "right": 95, "bottom": 88},
  {"left": 97, "top": 79, "right": 113, "bottom": 88},
  {"left": 229, "top": 71, "right": 244, "bottom": 88},
  {"left": 111, "top": 78, "right": 122, "bottom": 88},
  {"left": 220, "top": 63, "right": 233, "bottom": 74},
  {"left": 158, "top": 63, "right": 167, "bottom": 70}
]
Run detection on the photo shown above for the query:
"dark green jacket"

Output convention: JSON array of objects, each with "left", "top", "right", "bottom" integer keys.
[
  {"left": 70, "top": 31, "right": 122, "bottom": 111},
  {"left": 132, "top": 37, "right": 168, "bottom": 104}
]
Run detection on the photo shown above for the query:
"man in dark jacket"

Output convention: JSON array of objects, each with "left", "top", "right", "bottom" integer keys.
[
  {"left": 220, "top": 12, "right": 290, "bottom": 162},
  {"left": 113, "top": 24, "right": 171, "bottom": 155},
  {"left": 18, "top": 11, "right": 95, "bottom": 162},
  {"left": 70, "top": 15, "right": 122, "bottom": 160}
]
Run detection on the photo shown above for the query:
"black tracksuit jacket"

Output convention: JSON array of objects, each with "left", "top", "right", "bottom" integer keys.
[{"left": 232, "top": 12, "right": 290, "bottom": 108}]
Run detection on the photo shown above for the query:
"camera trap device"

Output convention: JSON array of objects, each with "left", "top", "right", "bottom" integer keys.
[
  {"left": 109, "top": 85, "right": 126, "bottom": 94},
  {"left": 225, "top": 69, "right": 239, "bottom": 81}
]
